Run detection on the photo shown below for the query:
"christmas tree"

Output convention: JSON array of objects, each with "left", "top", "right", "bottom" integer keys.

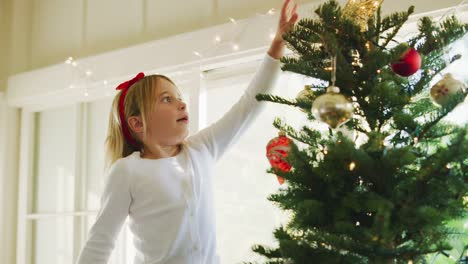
[{"left": 249, "top": 0, "right": 468, "bottom": 263}]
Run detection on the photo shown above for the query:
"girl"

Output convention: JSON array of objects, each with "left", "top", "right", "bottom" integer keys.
[{"left": 76, "top": 1, "right": 298, "bottom": 263}]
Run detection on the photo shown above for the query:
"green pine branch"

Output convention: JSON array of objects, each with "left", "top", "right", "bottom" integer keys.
[
  {"left": 379, "top": 6, "right": 415, "bottom": 48},
  {"left": 411, "top": 91, "right": 466, "bottom": 142}
]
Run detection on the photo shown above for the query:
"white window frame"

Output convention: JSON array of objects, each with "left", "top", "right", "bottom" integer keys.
[{"left": 0, "top": 92, "right": 20, "bottom": 264}]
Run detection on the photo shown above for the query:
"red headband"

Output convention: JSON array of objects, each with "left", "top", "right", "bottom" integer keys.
[{"left": 116, "top": 72, "right": 145, "bottom": 147}]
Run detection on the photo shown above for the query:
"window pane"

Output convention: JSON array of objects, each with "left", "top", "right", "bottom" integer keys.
[
  {"left": 86, "top": 97, "right": 113, "bottom": 211},
  {"left": 32, "top": 217, "right": 74, "bottom": 264},
  {"left": 33, "top": 105, "right": 76, "bottom": 213},
  {"left": 440, "top": 37, "right": 468, "bottom": 125},
  {"left": 205, "top": 68, "right": 316, "bottom": 263}
]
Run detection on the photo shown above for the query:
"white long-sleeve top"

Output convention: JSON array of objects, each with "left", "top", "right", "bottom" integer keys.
[{"left": 76, "top": 53, "right": 281, "bottom": 264}]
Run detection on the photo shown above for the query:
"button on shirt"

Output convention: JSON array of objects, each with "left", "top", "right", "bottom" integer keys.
[{"left": 76, "top": 53, "right": 281, "bottom": 264}]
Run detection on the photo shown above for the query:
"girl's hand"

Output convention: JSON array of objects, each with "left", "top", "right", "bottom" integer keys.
[{"left": 268, "top": 0, "right": 299, "bottom": 59}]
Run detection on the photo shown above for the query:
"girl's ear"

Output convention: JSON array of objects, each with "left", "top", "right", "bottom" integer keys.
[{"left": 127, "top": 116, "right": 144, "bottom": 133}]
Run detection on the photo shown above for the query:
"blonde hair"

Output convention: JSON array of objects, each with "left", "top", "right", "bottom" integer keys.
[{"left": 104, "top": 74, "right": 175, "bottom": 169}]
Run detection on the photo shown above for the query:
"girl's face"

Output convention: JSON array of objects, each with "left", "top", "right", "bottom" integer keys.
[{"left": 144, "top": 78, "right": 189, "bottom": 146}]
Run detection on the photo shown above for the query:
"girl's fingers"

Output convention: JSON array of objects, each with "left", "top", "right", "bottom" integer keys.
[
  {"left": 281, "top": 0, "right": 292, "bottom": 19},
  {"left": 289, "top": 12, "right": 298, "bottom": 24},
  {"left": 291, "top": 3, "right": 297, "bottom": 18},
  {"left": 279, "top": 0, "right": 298, "bottom": 34},
  {"left": 284, "top": 2, "right": 297, "bottom": 25},
  {"left": 288, "top": 3, "right": 298, "bottom": 26}
]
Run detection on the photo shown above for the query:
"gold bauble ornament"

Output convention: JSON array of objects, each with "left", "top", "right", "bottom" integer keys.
[
  {"left": 311, "top": 86, "right": 353, "bottom": 129},
  {"left": 342, "top": 0, "right": 384, "bottom": 31},
  {"left": 296, "top": 85, "right": 315, "bottom": 112}
]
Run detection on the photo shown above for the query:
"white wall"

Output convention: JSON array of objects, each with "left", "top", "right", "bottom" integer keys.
[
  {"left": 0, "top": 92, "right": 20, "bottom": 264},
  {"left": 5, "top": 0, "right": 466, "bottom": 78},
  {"left": 0, "top": 0, "right": 12, "bottom": 92},
  {"left": 6, "top": 0, "right": 320, "bottom": 76}
]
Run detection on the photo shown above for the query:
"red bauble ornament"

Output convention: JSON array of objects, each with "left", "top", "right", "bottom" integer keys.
[
  {"left": 391, "top": 47, "right": 421, "bottom": 77},
  {"left": 266, "top": 131, "right": 292, "bottom": 185}
]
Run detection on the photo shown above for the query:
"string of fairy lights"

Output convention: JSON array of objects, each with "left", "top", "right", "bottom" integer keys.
[
  {"left": 63, "top": 6, "right": 279, "bottom": 99},
  {"left": 62, "top": 0, "right": 468, "bottom": 100}
]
